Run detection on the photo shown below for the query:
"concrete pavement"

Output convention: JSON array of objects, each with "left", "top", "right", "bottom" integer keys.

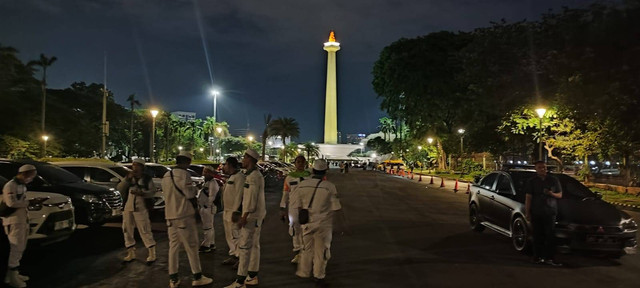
[{"left": 17, "top": 169, "right": 640, "bottom": 287}]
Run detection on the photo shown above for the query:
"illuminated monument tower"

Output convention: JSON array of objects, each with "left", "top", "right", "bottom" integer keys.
[{"left": 323, "top": 30, "right": 340, "bottom": 144}]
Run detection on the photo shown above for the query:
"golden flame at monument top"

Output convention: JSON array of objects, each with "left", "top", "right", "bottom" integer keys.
[
  {"left": 328, "top": 30, "right": 336, "bottom": 42},
  {"left": 324, "top": 30, "right": 340, "bottom": 47}
]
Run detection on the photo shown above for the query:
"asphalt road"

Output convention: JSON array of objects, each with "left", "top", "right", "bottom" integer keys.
[{"left": 18, "top": 170, "right": 640, "bottom": 287}]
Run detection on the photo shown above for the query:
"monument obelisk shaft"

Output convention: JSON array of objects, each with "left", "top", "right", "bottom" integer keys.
[{"left": 323, "top": 31, "right": 340, "bottom": 144}]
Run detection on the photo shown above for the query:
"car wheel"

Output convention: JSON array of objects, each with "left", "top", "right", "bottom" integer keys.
[
  {"left": 469, "top": 204, "right": 484, "bottom": 232},
  {"left": 511, "top": 217, "right": 530, "bottom": 252}
]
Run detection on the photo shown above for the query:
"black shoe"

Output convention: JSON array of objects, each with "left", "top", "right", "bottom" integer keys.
[
  {"left": 222, "top": 256, "right": 238, "bottom": 265},
  {"left": 199, "top": 246, "right": 212, "bottom": 253},
  {"left": 545, "top": 259, "right": 563, "bottom": 267},
  {"left": 532, "top": 257, "right": 545, "bottom": 264}
]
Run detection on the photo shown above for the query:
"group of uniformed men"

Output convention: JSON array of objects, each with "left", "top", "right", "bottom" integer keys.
[{"left": 0, "top": 148, "right": 342, "bottom": 288}]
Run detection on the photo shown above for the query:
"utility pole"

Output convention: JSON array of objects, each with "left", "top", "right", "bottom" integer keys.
[{"left": 101, "top": 52, "right": 108, "bottom": 158}]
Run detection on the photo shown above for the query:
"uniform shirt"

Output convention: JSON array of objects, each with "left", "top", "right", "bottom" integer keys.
[
  {"left": 118, "top": 175, "right": 155, "bottom": 212},
  {"left": 280, "top": 170, "right": 311, "bottom": 209},
  {"left": 198, "top": 179, "right": 219, "bottom": 210},
  {"left": 525, "top": 174, "right": 561, "bottom": 217},
  {"left": 222, "top": 171, "right": 245, "bottom": 222},
  {"left": 1, "top": 178, "right": 30, "bottom": 225},
  {"left": 242, "top": 168, "right": 266, "bottom": 222},
  {"left": 292, "top": 177, "right": 341, "bottom": 227},
  {"left": 161, "top": 168, "right": 197, "bottom": 220}
]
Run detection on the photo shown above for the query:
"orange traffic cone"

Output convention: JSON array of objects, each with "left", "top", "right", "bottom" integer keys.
[
  {"left": 453, "top": 179, "right": 459, "bottom": 193},
  {"left": 430, "top": 175, "right": 434, "bottom": 185},
  {"left": 440, "top": 178, "right": 445, "bottom": 188},
  {"left": 466, "top": 182, "right": 471, "bottom": 194},
  {"left": 418, "top": 174, "right": 422, "bottom": 182}
]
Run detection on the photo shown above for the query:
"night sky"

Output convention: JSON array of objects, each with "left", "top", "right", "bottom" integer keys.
[{"left": 0, "top": 0, "right": 590, "bottom": 142}]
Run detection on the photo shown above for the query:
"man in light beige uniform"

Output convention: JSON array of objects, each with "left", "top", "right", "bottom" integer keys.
[
  {"left": 161, "top": 151, "right": 212, "bottom": 288},
  {"left": 1, "top": 165, "right": 36, "bottom": 288},
  {"left": 198, "top": 165, "right": 219, "bottom": 253},
  {"left": 221, "top": 157, "right": 245, "bottom": 266},
  {"left": 279, "top": 155, "right": 310, "bottom": 264},
  {"left": 118, "top": 158, "right": 156, "bottom": 263},
  {"left": 225, "top": 149, "right": 266, "bottom": 288},
  {"left": 293, "top": 159, "right": 342, "bottom": 287}
]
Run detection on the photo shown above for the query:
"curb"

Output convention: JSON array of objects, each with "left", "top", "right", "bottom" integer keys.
[{"left": 604, "top": 201, "right": 640, "bottom": 212}]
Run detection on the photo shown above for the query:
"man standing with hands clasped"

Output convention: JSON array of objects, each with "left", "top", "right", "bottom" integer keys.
[
  {"left": 118, "top": 158, "right": 156, "bottom": 264},
  {"left": 225, "top": 149, "right": 266, "bottom": 288},
  {"left": 525, "top": 161, "right": 563, "bottom": 266},
  {"left": 162, "top": 151, "right": 213, "bottom": 287},
  {"left": 198, "top": 165, "right": 220, "bottom": 253},
  {"left": 280, "top": 155, "right": 311, "bottom": 264}
]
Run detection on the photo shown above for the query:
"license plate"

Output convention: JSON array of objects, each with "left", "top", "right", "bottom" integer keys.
[
  {"left": 112, "top": 209, "right": 123, "bottom": 216},
  {"left": 586, "top": 235, "right": 617, "bottom": 244},
  {"left": 54, "top": 220, "right": 70, "bottom": 230}
]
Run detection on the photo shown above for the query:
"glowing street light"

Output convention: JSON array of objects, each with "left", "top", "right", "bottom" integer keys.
[
  {"left": 42, "top": 135, "right": 49, "bottom": 158},
  {"left": 216, "top": 127, "right": 223, "bottom": 134},
  {"left": 458, "top": 129, "right": 465, "bottom": 156},
  {"left": 178, "top": 146, "right": 183, "bottom": 151},
  {"left": 150, "top": 109, "right": 159, "bottom": 162},
  {"left": 211, "top": 90, "right": 220, "bottom": 122},
  {"left": 248, "top": 135, "right": 254, "bottom": 142},
  {"left": 427, "top": 137, "right": 434, "bottom": 145},
  {"left": 536, "top": 107, "right": 547, "bottom": 161},
  {"left": 418, "top": 145, "right": 422, "bottom": 150}
]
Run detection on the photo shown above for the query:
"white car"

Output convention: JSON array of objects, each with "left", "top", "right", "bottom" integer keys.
[
  {"left": 53, "top": 161, "right": 165, "bottom": 210},
  {"left": 0, "top": 176, "right": 76, "bottom": 243}
]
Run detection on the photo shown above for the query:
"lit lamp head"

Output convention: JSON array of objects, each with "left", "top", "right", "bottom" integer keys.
[
  {"left": 42, "top": 135, "right": 49, "bottom": 141},
  {"left": 150, "top": 109, "right": 159, "bottom": 118},
  {"left": 536, "top": 108, "right": 547, "bottom": 118},
  {"left": 178, "top": 146, "right": 183, "bottom": 151},
  {"left": 216, "top": 127, "right": 223, "bottom": 134},
  {"left": 458, "top": 128, "right": 465, "bottom": 135},
  {"left": 199, "top": 148, "right": 204, "bottom": 152},
  {"left": 427, "top": 137, "right": 434, "bottom": 144},
  {"left": 418, "top": 146, "right": 422, "bottom": 150},
  {"left": 248, "top": 136, "right": 254, "bottom": 142},
  {"left": 211, "top": 90, "right": 220, "bottom": 97}
]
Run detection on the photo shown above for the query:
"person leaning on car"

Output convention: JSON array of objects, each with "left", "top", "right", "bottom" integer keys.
[
  {"left": 1, "top": 164, "right": 37, "bottom": 288},
  {"left": 525, "top": 161, "right": 563, "bottom": 266}
]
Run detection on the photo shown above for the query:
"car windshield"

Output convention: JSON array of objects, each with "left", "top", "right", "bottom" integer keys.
[
  {"left": 37, "top": 164, "right": 82, "bottom": 185},
  {"left": 111, "top": 167, "right": 130, "bottom": 178},
  {"left": 557, "top": 174, "right": 596, "bottom": 199},
  {"left": 149, "top": 165, "right": 170, "bottom": 178}
]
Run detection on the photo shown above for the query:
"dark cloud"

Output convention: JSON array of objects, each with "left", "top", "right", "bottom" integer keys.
[{"left": 1, "top": 0, "right": 592, "bottom": 142}]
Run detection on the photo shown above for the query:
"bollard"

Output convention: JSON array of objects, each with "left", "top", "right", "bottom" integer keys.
[
  {"left": 466, "top": 183, "right": 471, "bottom": 194},
  {"left": 453, "top": 179, "right": 459, "bottom": 193},
  {"left": 440, "top": 178, "right": 445, "bottom": 188},
  {"left": 430, "top": 175, "right": 434, "bottom": 185},
  {"left": 418, "top": 174, "right": 422, "bottom": 182}
]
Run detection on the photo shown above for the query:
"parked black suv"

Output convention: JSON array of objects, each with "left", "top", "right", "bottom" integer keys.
[
  {"left": 0, "top": 159, "right": 123, "bottom": 225},
  {"left": 469, "top": 169, "right": 637, "bottom": 257}
]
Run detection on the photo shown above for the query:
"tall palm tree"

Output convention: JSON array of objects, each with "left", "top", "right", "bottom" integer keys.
[
  {"left": 261, "top": 114, "right": 272, "bottom": 161},
  {"left": 303, "top": 142, "right": 320, "bottom": 159},
  {"left": 378, "top": 117, "right": 393, "bottom": 141},
  {"left": 28, "top": 54, "right": 57, "bottom": 136},
  {"left": 269, "top": 117, "right": 300, "bottom": 146},
  {"left": 126, "top": 94, "right": 141, "bottom": 159}
]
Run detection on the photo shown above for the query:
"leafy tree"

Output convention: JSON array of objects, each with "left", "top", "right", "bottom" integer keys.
[
  {"left": 378, "top": 117, "right": 394, "bottom": 141},
  {"left": 302, "top": 142, "right": 320, "bottom": 160},
  {"left": 269, "top": 117, "right": 300, "bottom": 146},
  {"left": 366, "top": 136, "right": 392, "bottom": 155}
]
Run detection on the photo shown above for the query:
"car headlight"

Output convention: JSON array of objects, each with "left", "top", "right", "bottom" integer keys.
[
  {"left": 622, "top": 219, "right": 638, "bottom": 231},
  {"left": 81, "top": 194, "right": 102, "bottom": 203}
]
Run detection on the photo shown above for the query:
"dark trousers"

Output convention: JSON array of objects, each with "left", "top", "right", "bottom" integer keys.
[{"left": 532, "top": 214, "right": 556, "bottom": 260}]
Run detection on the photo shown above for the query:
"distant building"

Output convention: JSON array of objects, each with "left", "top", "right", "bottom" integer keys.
[
  {"left": 265, "top": 136, "right": 291, "bottom": 148},
  {"left": 346, "top": 133, "right": 366, "bottom": 144},
  {"left": 171, "top": 111, "right": 196, "bottom": 122}
]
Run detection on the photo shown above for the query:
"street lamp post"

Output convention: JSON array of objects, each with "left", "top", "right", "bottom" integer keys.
[
  {"left": 427, "top": 137, "right": 434, "bottom": 172},
  {"left": 216, "top": 127, "right": 223, "bottom": 161},
  {"left": 458, "top": 129, "right": 465, "bottom": 156},
  {"left": 211, "top": 90, "right": 220, "bottom": 122},
  {"left": 42, "top": 135, "right": 49, "bottom": 158},
  {"left": 535, "top": 108, "right": 546, "bottom": 161},
  {"left": 150, "top": 109, "right": 159, "bottom": 163}
]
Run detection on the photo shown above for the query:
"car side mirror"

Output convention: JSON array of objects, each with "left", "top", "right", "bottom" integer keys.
[
  {"left": 110, "top": 177, "right": 120, "bottom": 183},
  {"left": 594, "top": 191, "right": 603, "bottom": 199},
  {"left": 474, "top": 175, "right": 481, "bottom": 184}
]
